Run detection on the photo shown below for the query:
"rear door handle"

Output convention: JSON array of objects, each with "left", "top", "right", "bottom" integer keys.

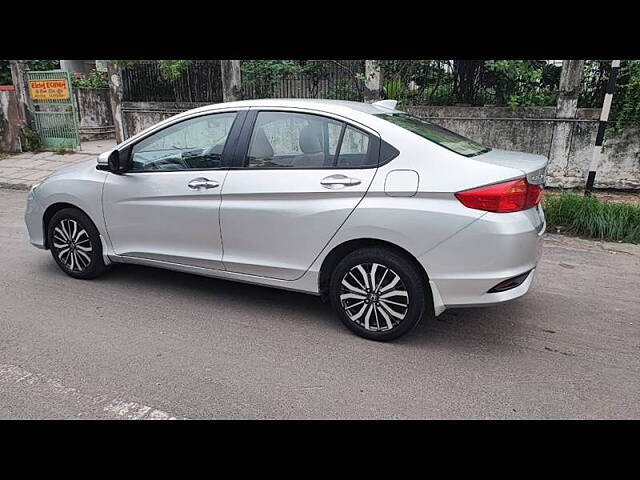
[
  {"left": 320, "top": 174, "right": 361, "bottom": 189},
  {"left": 188, "top": 177, "right": 219, "bottom": 190}
]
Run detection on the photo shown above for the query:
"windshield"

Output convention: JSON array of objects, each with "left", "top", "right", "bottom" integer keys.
[{"left": 374, "top": 113, "right": 490, "bottom": 157}]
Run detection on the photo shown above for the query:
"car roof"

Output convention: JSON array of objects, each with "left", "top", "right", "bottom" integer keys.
[{"left": 188, "top": 98, "right": 403, "bottom": 117}]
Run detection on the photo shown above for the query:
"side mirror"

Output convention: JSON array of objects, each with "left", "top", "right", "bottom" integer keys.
[
  {"left": 107, "top": 150, "right": 122, "bottom": 173},
  {"left": 97, "top": 148, "right": 126, "bottom": 174}
]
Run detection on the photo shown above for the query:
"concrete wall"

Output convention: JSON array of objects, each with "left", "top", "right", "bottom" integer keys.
[
  {"left": 406, "top": 106, "right": 640, "bottom": 189},
  {"left": 121, "top": 101, "right": 210, "bottom": 139},
  {"left": 119, "top": 101, "right": 640, "bottom": 189},
  {"left": 0, "top": 86, "right": 21, "bottom": 152},
  {"left": 74, "top": 88, "right": 114, "bottom": 141}
]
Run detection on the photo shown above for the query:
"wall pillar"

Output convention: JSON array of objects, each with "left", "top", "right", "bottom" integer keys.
[
  {"left": 107, "top": 62, "right": 125, "bottom": 143},
  {"left": 220, "top": 60, "right": 242, "bottom": 102},
  {"left": 364, "top": 60, "right": 383, "bottom": 102},
  {"left": 547, "top": 60, "right": 585, "bottom": 180},
  {"left": 9, "top": 60, "right": 32, "bottom": 129}
]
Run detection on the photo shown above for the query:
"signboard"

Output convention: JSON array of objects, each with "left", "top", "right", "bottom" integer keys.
[{"left": 28, "top": 78, "right": 70, "bottom": 100}]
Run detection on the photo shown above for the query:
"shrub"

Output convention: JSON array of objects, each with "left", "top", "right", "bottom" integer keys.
[
  {"left": 19, "top": 127, "right": 41, "bottom": 152},
  {"left": 543, "top": 191, "right": 640, "bottom": 244}
]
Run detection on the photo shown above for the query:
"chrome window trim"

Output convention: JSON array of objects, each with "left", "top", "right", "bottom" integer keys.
[
  {"left": 116, "top": 106, "right": 250, "bottom": 151},
  {"left": 233, "top": 107, "right": 381, "bottom": 171},
  {"left": 118, "top": 109, "right": 247, "bottom": 173}
]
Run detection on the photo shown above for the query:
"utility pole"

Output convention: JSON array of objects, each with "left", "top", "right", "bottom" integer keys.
[
  {"left": 106, "top": 61, "right": 125, "bottom": 143},
  {"left": 585, "top": 60, "right": 621, "bottom": 195},
  {"left": 220, "top": 60, "right": 242, "bottom": 102},
  {"left": 9, "top": 60, "right": 33, "bottom": 129},
  {"left": 364, "top": 60, "right": 383, "bottom": 102},
  {"left": 548, "top": 60, "right": 584, "bottom": 183}
]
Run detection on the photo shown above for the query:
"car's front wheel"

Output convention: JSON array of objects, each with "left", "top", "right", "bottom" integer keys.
[
  {"left": 47, "top": 208, "right": 108, "bottom": 279},
  {"left": 329, "top": 247, "right": 430, "bottom": 341}
]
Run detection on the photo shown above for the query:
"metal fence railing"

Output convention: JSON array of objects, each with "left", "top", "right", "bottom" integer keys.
[
  {"left": 114, "top": 60, "right": 638, "bottom": 132},
  {"left": 240, "top": 60, "right": 366, "bottom": 101},
  {"left": 121, "top": 60, "right": 223, "bottom": 103},
  {"left": 381, "top": 60, "right": 564, "bottom": 108}
]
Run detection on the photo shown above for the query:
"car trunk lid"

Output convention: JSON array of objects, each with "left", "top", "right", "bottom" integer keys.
[{"left": 473, "top": 148, "right": 548, "bottom": 185}]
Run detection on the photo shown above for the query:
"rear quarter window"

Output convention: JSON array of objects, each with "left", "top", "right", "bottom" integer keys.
[{"left": 375, "top": 113, "right": 490, "bottom": 157}]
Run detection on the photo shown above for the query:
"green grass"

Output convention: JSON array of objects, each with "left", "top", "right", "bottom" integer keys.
[{"left": 543, "top": 191, "right": 640, "bottom": 244}]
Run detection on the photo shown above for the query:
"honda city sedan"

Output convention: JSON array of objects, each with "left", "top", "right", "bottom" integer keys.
[{"left": 25, "top": 99, "right": 547, "bottom": 341}]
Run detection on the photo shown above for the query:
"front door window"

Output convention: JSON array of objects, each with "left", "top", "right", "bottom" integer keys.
[{"left": 130, "top": 112, "right": 237, "bottom": 171}]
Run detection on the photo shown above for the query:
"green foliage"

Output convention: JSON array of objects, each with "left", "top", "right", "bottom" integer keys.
[
  {"left": 380, "top": 60, "right": 559, "bottom": 107},
  {"left": 0, "top": 59, "right": 12, "bottom": 85},
  {"left": 609, "top": 61, "right": 640, "bottom": 132},
  {"left": 104, "top": 59, "right": 640, "bottom": 135},
  {"left": 543, "top": 191, "right": 640, "bottom": 244},
  {"left": 383, "top": 79, "right": 410, "bottom": 103},
  {"left": 1, "top": 60, "right": 61, "bottom": 85},
  {"left": 579, "top": 60, "right": 609, "bottom": 108},
  {"left": 482, "top": 60, "right": 559, "bottom": 107},
  {"left": 240, "top": 60, "right": 364, "bottom": 100},
  {"left": 29, "top": 60, "right": 60, "bottom": 71},
  {"left": 580, "top": 60, "right": 640, "bottom": 137},
  {"left": 157, "top": 60, "right": 191, "bottom": 81},
  {"left": 240, "top": 60, "right": 304, "bottom": 98},
  {"left": 71, "top": 70, "right": 108, "bottom": 88},
  {"left": 112, "top": 60, "right": 192, "bottom": 81},
  {"left": 19, "top": 127, "right": 41, "bottom": 152},
  {"left": 54, "top": 145, "right": 73, "bottom": 155},
  {"left": 380, "top": 60, "right": 453, "bottom": 106}
]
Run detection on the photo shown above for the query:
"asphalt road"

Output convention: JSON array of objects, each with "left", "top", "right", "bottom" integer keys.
[{"left": 1, "top": 188, "right": 639, "bottom": 419}]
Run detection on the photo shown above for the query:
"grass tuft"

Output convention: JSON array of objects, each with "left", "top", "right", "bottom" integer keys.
[{"left": 543, "top": 191, "right": 640, "bottom": 244}]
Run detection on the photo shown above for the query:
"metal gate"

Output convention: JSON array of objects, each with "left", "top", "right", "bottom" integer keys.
[{"left": 26, "top": 70, "right": 80, "bottom": 149}]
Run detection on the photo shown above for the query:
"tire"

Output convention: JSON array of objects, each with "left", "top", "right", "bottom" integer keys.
[
  {"left": 329, "top": 247, "right": 431, "bottom": 341},
  {"left": 47, "top": 208, "right": 108, "bottom": 279}
]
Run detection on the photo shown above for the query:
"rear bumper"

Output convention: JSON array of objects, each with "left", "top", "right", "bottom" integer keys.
[{"left": 421, "top": 205, "right": 545, "bottom": 315}]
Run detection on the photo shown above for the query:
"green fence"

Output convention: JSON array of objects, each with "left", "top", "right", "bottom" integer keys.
[{"left": 26, "top": 70, "right": 80, "bottom": 149}]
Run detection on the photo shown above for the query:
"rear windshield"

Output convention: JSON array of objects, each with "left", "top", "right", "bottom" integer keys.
[{"left": 374, "top": 113, "right": 490, "bottom": 157}]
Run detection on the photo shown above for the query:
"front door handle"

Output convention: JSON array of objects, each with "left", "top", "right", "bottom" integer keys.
[
  {"left": 188, "top": 177, "right": 219, "bottom": 190},
  {"left": 320, "top": 174, "right": 361, "bottom": 189}
]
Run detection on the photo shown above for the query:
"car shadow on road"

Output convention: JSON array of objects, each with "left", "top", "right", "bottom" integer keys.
[{"left": 87, "top": 262, "right": 529, "bottom": 351}]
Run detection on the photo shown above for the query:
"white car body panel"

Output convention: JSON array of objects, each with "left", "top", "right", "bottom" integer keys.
[
  {"left": 219, "top": 167, "right": 376, "bottom": 280},
  {"left": 102, "top": 169, "right": 228, "bottom": 269}
]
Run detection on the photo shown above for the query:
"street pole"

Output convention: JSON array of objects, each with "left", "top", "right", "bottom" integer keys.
[
  {"left": 220, "top": 60, "right": 242, "bottom": 102},
  {"left": 9, "top": 60, "right": 33, "bottom": 129},
  {"left": 585, "top": 59, "right": 621, "bottom": 195}
]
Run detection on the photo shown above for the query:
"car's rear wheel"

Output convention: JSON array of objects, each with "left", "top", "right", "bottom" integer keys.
[
  {"left": 329, "top": 247, "right": 430, "bottom": 341},
  {"left": 47, "top": 208, "right": 108, "bottom": 279}
]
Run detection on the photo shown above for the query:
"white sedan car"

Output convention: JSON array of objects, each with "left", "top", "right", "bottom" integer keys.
[{"left": 25, "top": 99, "right": 547, "bottom": 341}]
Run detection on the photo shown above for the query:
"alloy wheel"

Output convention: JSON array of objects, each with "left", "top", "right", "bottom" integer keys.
[
  {"left": 52, "top": 218, "right": 93, "bottom": 272},
  {"left": 339, "top": 262, "right": 409, "bottom": 332}
]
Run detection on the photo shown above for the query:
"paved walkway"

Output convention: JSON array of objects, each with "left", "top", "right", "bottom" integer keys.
[{"left": 0, "top": 139, "right": 117, "bottom": 190}]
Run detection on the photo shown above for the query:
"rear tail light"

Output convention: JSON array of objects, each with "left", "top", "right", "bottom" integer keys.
[{"left": 455, "top": 178, "right": 543, "bottom": 213}]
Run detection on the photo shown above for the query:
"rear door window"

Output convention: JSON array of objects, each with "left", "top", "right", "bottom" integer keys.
[{"left": 244, "top": 111, "right": 377, "bottom": 168}]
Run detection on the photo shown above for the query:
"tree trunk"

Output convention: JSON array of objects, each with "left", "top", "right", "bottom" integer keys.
[{"left": 453, "top": 60, "right": 484, "bottom": 105}]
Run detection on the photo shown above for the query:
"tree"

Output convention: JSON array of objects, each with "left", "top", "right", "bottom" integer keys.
[
  {"left": 112, "top": 60, "right": 192, "bottom": 81},
  {"left": 452, "top": 60, "right": 484, "bottom": 105},
  {"left": 0, "top": 60, "right": 12, "bottom": 85}
]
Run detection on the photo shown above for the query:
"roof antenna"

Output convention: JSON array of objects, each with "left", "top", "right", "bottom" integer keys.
[{"left": 372, "top": 99, "right": 398, "bottom": 110}]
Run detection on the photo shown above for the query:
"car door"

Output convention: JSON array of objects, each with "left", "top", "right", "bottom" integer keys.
[
  {"left": 219, "top": 109, "right": 380, "bottom": 280},
  {"left": 103, "top": 110, "right": 245, "bottom": 269}
]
